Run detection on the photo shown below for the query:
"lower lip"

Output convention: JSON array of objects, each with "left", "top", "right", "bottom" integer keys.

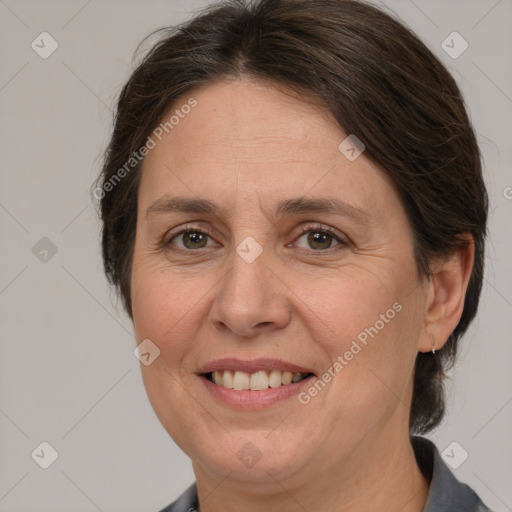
[{"left": 199, "top": 375, "right": 315, "bottom": 410}]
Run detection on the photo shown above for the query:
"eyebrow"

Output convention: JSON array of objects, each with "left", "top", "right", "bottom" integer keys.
[{"left": 145, "top": 195, "right": 371, "bottom": 223}]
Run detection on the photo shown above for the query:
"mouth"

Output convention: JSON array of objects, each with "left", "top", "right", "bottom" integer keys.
[
  {"left": 196, "top": 358, "right": 316, "bottom": 409},
  {"left": 203, "top": 369, "right": 313, "bottom": 390}
]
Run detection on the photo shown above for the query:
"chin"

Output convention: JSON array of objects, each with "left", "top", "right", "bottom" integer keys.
[{"left": 183, "top": 425, "right": 317, "bottom": 484}]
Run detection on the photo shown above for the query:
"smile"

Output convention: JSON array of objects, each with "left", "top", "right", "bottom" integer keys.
[
  {"left": 197, "top": 358, "right": 317, "bottom": 409},
  {"left": 204, "top": 370, "right": 312, "bottom": 390}
]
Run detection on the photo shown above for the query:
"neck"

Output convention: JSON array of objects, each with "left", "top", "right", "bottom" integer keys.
[{"left": 193, "top": 427, "right": 429, "bottom": 512}]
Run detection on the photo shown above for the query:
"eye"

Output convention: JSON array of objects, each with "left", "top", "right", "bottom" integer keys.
[
  {"left": 165, "top": 227, "right": 217, "bottom": 250},
  {"left": 164, "top": 223, "right": 349, "bottom": 253},
  {"left": 293, "top": 224, "right": 349, "bottom": 251}
]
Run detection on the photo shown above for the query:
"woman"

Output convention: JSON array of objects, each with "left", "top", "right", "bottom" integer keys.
[{"left": 95, "top": 0, "right": 491, "bottom": 510}]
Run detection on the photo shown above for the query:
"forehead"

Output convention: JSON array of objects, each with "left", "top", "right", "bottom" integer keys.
[
  {"left": 138, "top": 78, "right": 397, "bottom": 217},
  {"left": 164, "top": 79, "right": 342, "bottom": 160}
]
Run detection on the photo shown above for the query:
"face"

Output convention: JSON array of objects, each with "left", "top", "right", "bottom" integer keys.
[{"left": 131, "top": 78, "right": 429, "bottom": 485}]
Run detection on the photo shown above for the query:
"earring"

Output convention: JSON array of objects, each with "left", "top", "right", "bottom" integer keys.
[{"left": 431, "top": 340, "right": 436, "bottom": 355}]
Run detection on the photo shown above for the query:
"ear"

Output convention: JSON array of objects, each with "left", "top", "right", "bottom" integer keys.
[{"left": 418, "top": 234, "right": 475, "bottom": 353}]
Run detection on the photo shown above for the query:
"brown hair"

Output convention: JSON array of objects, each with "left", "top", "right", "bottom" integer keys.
[{"left": 95, "top": 0, "right": 488, "bottom": 434}]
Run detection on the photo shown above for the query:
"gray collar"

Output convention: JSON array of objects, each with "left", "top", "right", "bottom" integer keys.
[
  {"left": 159, "top": 437, "right": 492, "bottom": 512},
  {"left": 412, "top": 436, "right": 492, "bottom": 511}
]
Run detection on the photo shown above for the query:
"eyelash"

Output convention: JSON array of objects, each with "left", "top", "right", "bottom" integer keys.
[{"left": 164, "top": 223, "right": 349, "bottom": 253}]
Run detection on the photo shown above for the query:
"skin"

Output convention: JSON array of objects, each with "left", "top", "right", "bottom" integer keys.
[{"left": 131, "top": 77, "right": 474, "bottom": 512}]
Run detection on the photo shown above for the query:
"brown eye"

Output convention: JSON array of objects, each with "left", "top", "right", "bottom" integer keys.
[
  {"left": 294, "top": 225, "right": 348, "bottom": 252},
  {"left": 182, "top": 231, "right": 208, "bottom": 249},
  {"left": 167, "top": 229, "right": 214, "bottom": 250},
  {"left": 306, "top": 231, "right": 336, "bottom": 250}
]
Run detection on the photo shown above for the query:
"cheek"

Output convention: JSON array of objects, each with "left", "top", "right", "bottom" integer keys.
[
  {"left": 130, "top": 258, "right": 195, "bottom": 395},
  {"left": 131, "top": 254, "right": 197, "bottom": 341},
  {"left": 295, "top": 265, "right": 423, "bottom": 427},
  {"left": 130, "top": 253, "right": 219, "bottom": 393},
  {"left": 131, "top": 260, "right": 205, "bottom": 449},
  {"left": 296, "top": 266, "right": 404, "bottom": 349}
]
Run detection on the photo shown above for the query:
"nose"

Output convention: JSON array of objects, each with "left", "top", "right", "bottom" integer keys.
[{"left": 208, "top": 246, "right": 292, "bottom": 338}]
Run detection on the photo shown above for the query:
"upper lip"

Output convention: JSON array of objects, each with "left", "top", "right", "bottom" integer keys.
[{"left": 197, "top": 358, "right": 316, "bottom": 375}]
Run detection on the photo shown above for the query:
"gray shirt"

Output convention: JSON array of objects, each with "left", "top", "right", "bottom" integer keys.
[{"left": 159, "top": 436, "right": 492, "bottom": 511}]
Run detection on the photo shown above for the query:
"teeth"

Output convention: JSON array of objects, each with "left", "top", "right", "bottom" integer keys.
[
  {"left": 208, "top": 370, "right": 309, "bottom": 390},
  {"left": 233, "top": 370, "right": 250, "bottom": 390},
  {"left": 250, "top": 371, "right": 268, "bottom": 390},
  {"left": 281, "top": 371, "right": 292, "bottom": 385},
  {"left": 223, "top": 370, "right": 234, "bottom": 389},
  {"left": 268, "top": 369, "right": 282, "bottom": 388}
]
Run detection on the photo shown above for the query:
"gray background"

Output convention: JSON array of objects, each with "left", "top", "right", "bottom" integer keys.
[{"left": 0, "top": 0, "right": 511, "bottom": 511}]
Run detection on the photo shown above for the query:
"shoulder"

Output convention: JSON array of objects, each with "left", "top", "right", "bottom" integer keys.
[
  {"left": 411, "top": 436, "right": 494, "bottom": 512},
  {"left": 158, "top": 482, "right": 198, "bottom": 512},
  {"left": 159, "top": 440, "right": 495, "bottom": 512}
]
